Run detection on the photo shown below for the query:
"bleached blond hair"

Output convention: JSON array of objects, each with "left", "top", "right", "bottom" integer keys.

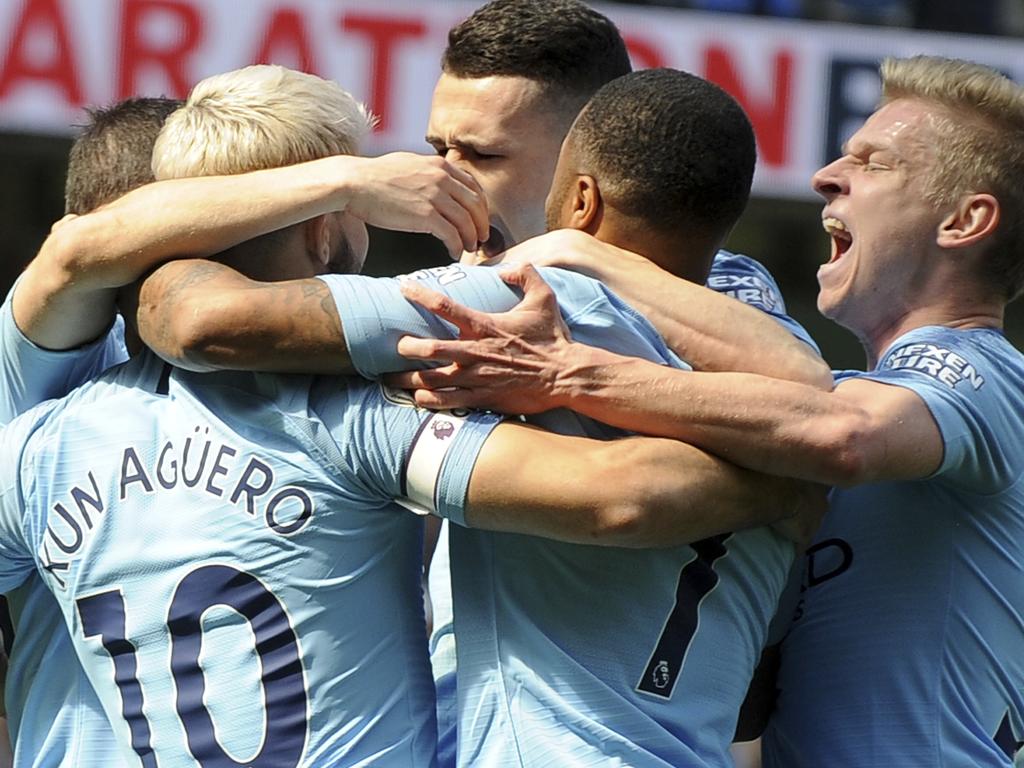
[
  {"left": 881, "top": 56, "right": 1024, "bottom": 299},
  {"left": 152, "top": 65, "right": 375, "bottom": 180}
]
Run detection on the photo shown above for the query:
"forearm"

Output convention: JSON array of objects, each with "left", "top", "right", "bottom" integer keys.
[
  {"left": 138, "top": 260, "right": 354, "bottom": 374},
  {"left": 552, "top": 343, "right": 862, "bottom": 485},
  {"left": 13, "top": 158, "right": 353, "bottom": 350},
  {"left": 593, "top": 258, "right": 831, "bottom": 388},
  {"left": 465, "top": 427, "right": 804, "bottom": 548}
]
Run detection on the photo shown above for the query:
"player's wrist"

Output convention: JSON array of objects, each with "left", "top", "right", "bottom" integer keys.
[
  {"left": 550, "top": 341, "right": 616, "bottom": 410},
  {"left": 325, "top": 154, "right": 365, "bottom": 213}
]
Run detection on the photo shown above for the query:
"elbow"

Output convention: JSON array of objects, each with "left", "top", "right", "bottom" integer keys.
[
  {"left": 587, "top": 500, "right": 653, "bottom": 548},
  {"left": 138, "top": 294, "right": 228, "bottom": 372},
  {"left": 782, "top": 353, "right": 834, "bottom": 392},
  {"left": 40, "top": 212, "right": 119, "bottom": 289},
  {"left": 35, "top": 224, "right": 84, "bottom": 292},
  {"left": 807, "top": 359, "right": 836, "bottom": 392},
  {"left": 572, "top": 448, "right": 657, "bottom": 547},
  {"left": 812, "top": 411, "right": 875, "bottom": 487}
]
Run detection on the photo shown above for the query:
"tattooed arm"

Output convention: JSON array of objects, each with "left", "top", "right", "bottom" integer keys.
[
  {"left": 138, "top": 260, "right": 353, "bottom": 374},
  {"left": 15, "top": 153, "right": 486, "bottom": 351}
]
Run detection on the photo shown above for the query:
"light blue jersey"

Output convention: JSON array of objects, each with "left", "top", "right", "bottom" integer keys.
[
  {"left": 320, "top": 252, "right": 810, "bottom": 767},
  {"left": 0, "top": 351, "right": 500, "bottom": 767},
  {"left": 763, "top": 326, "right": 1024, "bottom": 767},
  {"left": 0, "top": 283, "right": 129, "bottom": 768}
]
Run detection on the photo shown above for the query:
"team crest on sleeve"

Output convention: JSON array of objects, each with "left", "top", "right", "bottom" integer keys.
[
  {"left": 400, "top": 264, "right": 467, "bottom": 287},
  {"left": 705, "top": 274, "right": 779, "bottom": 312},
  {"left": 884, "top": 343, "right": 986, "bottom": 390}
]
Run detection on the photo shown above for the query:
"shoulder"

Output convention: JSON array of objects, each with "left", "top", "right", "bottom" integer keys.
[
  {"left": 854, "top": 326, "right": 1024, "bottom": 490},
  {"left": 867, "top": 326, "right": 1022, "bottom": 395},
  {"left": 707, "top": 250, "right": 785, "bottom": 312}
]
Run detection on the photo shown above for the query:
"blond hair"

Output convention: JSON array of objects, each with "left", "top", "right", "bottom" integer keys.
[
  {"left": 153, "top": 65, "right": 375, "bottom": 180},
  {"left": 881, "top": 56, "right": 1024, "bottom": 299}
]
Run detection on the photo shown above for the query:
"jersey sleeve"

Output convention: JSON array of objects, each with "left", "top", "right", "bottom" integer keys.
[
  {"left": 316, "top": 265, "right": 522, "bottom": 379},
  {"left": 848, "top": 329, "right": 1020, "bottom": 494},
  {"left": 707, "top": 251, "right": 820, "bottom": 353},
  {"left": 0, "top": 280, "right": 128, "bottom": 425},
  {"left": 0, "top": 405, "right": 56, "bottom": 592},
  {"left": 312, "top": 379, "right": 502, "bottom": 525},
  {"left": 319, "top": 264, "right": 688, "bottom": 377}
]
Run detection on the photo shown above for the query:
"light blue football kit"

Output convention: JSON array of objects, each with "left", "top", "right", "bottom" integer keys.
[
  {"left": 762, "top": 326, "right": 1024, "bottom": 767},
  {"left": 0, "top": 284, "right": 129, "bottom": 767},
  {"left": 0, "top": 350, "right": 501, "bottom": 767},
  {"left": 320, "top": 252, "right": 817, "bottom": 767}
]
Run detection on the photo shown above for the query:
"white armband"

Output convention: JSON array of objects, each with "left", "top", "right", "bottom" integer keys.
[{"left": 397, "top": 410, "right": 470, "bottom": 516}]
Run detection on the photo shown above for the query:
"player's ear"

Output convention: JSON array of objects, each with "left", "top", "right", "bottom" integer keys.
[
  {"left": 566, "top": 175, "right": 602, "bottom": 235},
  {"left": 937, "top": 192, "right": 999, "bottom": 251},
  {"left": 304, "top": 214, "right": 333, "bottom": 266}
]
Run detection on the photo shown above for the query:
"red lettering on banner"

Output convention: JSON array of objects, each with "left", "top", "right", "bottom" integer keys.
[
  {"left": 0, "top": 0, "right": 82, "bottom": 104},
  {"left": 704, "top": 45, "right": 792, "bottom": 167},
  {"left": 253, "top": 8, "right": 319, "bottom": 74},
  {"left": 118, "top": 0, "right": 202, "bottom": 100},
  {"left": 623, "top": 36, "right": 667, "bottom": 70},
  {"left": 341, "top": 13, "right": 426, "bottom": 132}
]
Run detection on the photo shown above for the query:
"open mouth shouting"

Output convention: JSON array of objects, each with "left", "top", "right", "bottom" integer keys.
[{"left": 823, "top": 216, "right": 852, "bottom": 263}]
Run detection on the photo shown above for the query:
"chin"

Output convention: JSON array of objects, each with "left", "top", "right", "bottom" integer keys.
[{"left": 816, "top": 288, "right": 845, "bottom": 323}]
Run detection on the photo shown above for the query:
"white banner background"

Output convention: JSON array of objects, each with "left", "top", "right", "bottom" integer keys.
[{"left": 2, "top": 0, "right": 1021, "bottom": 199}]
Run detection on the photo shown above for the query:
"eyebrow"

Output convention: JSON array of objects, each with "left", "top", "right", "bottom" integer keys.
[{"left": 424, "top": 135, "right": 505, "bottom": 155}]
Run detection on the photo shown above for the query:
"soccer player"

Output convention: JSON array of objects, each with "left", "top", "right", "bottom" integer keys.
[
  {"left": 0, "top": 65, "right": 810, "bottom": 767},
  {"left": 395, "top": 56, "right": 1024, "bottom": 766},
  {"left": 1, "top": 98, "right": 179, "bottom": 768},
  {"left": 1, "top": 70, "right": 491, "bottom": 765}
]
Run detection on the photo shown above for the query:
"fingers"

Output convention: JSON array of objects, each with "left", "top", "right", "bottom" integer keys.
[
  {"left": 384, "top": 365, "right": 461, "bottom": 390},
  {"left": 351, "top": 153, "right": 489, "bottom": 256},
  {"left": 499, "top": 263, "right": 557, "bottom": 309},
  {"left": 381, "top": 370, "right": 483, "bottom": 410},
  {"left": 399, "top": 281, "right": 489, "bottom": 337},
  {"left": 382, "top": 370, "right": 420, "bottom": 389},
  {"left": 439, "top": 162, "right": 490, "bottom": 245},
  {"left": 426, "top": 216, "right": 467, "bottom": 260},
  {"left": 396, "top": 335, "right": 469, "bottom": 363},
  {"left": 412, "top": 387, "right": 480, "bottom": 410},
  {"left": 413, "top": 156, "right": 489, "bottom": 255},
  {"left": 431, "top": 194, "right": 487, "bottom": 258}
]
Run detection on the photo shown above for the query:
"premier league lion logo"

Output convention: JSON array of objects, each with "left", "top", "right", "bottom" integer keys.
[
  {"left": 652, "top": 660, "right": 671, "bottom": 690},
  {"left": 432, "top": 419, "right": 455, "bottom": 440}
]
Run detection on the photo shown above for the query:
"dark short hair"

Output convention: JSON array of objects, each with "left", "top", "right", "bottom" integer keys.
[
  {"left": 571, "top": 68, "right": 756, "bottom": 239},
  {"left": 442, "top": 0, "right": 631, "bottom": 108},
  {"left": 65, "top": 97, "right": 183, "bottom": 215}
]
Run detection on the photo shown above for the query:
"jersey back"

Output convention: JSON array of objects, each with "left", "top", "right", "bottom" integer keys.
[
  {"left": 323, "top": 258, "right": 802, "bottom": 767},
  {"left": 0, "top": 352, "right": 497, "bottom": 767},
  {"left": 0, "top": 285, "right": 129, "bottom": 767}
]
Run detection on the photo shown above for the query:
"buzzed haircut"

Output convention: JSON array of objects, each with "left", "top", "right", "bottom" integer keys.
[
  {"left": 442, "top": 0, "right": 631, "bottom": 109},
  {"left": 64, "top": 97, "right": 183, "bottom": 215},
  {"left": 571, "top": 68, "right": 756, "bottom": 240}
]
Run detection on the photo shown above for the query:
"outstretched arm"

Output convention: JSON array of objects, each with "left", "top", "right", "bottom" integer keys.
[
  {"left": 16, "top": 152, "right": 487, "bottom": 350},
  {"left": 462, "top": 421, "right": 825, "bottom": 548},
  {"left": 391, "top": 268, "right": 942, "bottom": 487},
  {"left": 497, "top": 230, "right": 831, "bottom": 388}
]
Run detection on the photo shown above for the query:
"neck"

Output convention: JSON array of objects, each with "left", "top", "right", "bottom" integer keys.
[
  {"left": 859, "top": 292, "right": 1004, "bottom": 369},
  {"left": 596, "top": 216, "right": 717, "bottom": 283}
]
